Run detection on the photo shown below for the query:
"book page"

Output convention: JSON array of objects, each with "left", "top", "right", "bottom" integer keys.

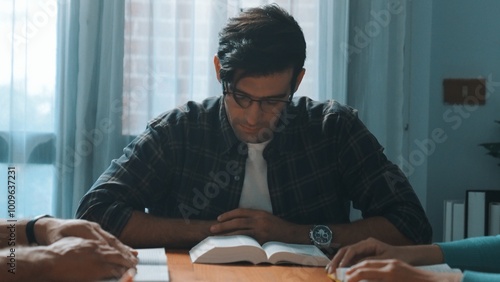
[
  {"left": 190, "top": 235, "right": 268, "bottom": 264},
  {"left": 335, "top": 263, "right": 461, "bottom": 282},
  {"left": 262, "top": 241, "right": 330, "bottom": 266},
  {"left": 418, "top": 263, "right": 461, "bottom": 273},
  {"left": 100, "top": 248, "right": 169, "bottom": 282},
  {"left": 135, "top": 264, "right": 169, "bottom": 282},
  {"left": 137, "top": 247, "right": 167, "bottom": 265}
]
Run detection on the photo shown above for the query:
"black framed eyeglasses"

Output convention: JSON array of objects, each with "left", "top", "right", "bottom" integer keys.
[{"left": 222, "top": 81, "right": 291, "bottom": 114}]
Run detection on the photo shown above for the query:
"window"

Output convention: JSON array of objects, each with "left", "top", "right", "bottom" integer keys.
[
  {"left": 0, "top": 0, "right": 57, "bottom": 218},
  {"left": 122, "top": 0, "right": 321, "bottom": 136}
]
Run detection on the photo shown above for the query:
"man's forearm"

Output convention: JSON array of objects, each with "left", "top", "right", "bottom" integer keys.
[
  {"left": 119, "top": 211, "right": 216, "bottom": 248},
  {"left": 330, "top": 216, "right": 414, "bottom": 247},
  {"left": 1, "top": 219, "right": 30, "bottom": 248},
  {"left": 271, "top": 216, "right": 413, "bottom": 248}
]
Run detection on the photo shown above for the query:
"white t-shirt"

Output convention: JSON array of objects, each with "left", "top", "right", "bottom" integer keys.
[{"left": 238, "top": 141, "right": 273, "bottom": 213}]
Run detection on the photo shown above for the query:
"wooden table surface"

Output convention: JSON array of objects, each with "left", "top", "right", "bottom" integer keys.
[{"left": 166, "top": 249, "right": 332, "bottom": 282}]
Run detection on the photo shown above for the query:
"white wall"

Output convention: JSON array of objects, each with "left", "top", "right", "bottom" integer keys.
[{"left": 409, "top": 0, "right": 500, "bottom": 242}]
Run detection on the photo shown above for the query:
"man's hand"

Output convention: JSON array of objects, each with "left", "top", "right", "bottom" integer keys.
[
  {"left": 327, "top": 237, "right": 401, "bottom": 272},
  {"left": 209, "top": 208, "right": 304, "bottom": 244},
  {"left": 34, "top": 218, "right": 137, "bottom": 260},
  {"left": 26, "top": 237, "right": 138, "bottom": 282},
  {"left": 339, "top": 259, "right": 462, "bottom": 282},
  {"left": 326, "top": 238, "right": 445, "bottom": 277}
]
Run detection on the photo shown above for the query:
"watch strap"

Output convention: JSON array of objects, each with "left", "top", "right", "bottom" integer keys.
[{"left": 26, "top": 214, "right": 53, "bottom": 245}]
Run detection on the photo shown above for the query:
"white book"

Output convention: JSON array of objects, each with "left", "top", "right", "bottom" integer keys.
[
  {"left": 443, "top": 200, "right": 455, "bottom": 242},
  {"left": 100, "top": 248, "right": 169, "bottom": 282},
  {"left": 465, "top": 190, "right": 500, "bottom": 237},
  {"left": 489, "top": 202, "right": 500, "bottom": 235},
  {"left": 135, "top": 248, "right": 169, "bottom": 282},
  {"left": 452, "top": 201, "right": 465, "bottom": 241},
  {"left": 334, "top": 263, "right": 461, "bottom": 282},
  {"left": 467, "top": 191, "right": 486, "bottom": 237},
  {"left": 190, "top": 235, "right": 330, "bottom": 266}
]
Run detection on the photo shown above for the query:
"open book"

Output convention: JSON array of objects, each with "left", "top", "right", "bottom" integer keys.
[
  {"left": 189, "top": 235, "right": 330, "bottom": 266},
  {"left": 134, "top": 248, "right": 169, "bottom": 282},
  {"left": 331, "top": 263, "right": 462, "bottom": 282},
  {"left": 101, "top": 248, "right": 169, "bottom": 282}
]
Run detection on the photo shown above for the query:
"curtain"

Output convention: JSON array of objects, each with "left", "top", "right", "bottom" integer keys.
[
  {"left": 55, "top": 0, "right": 128, "bottom": 218},
  {"left": 2, "top": 0, "right": 380, "bottom": 218},
  {"left": 320, "top": 0, "right": 349, "bottom": 104},
  {"left": 346, "top": 0, "right": 408, "bottom": 164},
  {"left": 0, "top": 0, "right": 58, "bottom": 218},
  {"left": 122, "top": 0, "right": 346, "bottom": 136}
]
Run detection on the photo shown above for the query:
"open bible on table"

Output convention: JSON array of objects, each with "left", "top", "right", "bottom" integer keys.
[{"left": 189, "top": 235, "right": 330, "bottom": 266}]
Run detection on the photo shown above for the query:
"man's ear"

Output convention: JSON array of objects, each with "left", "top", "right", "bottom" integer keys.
[
  {"left": 213, "top": 55, "right": 221, "bottom": 82},
  {"left": 294, "top": 68, "right": 306, "bottom": 92}
]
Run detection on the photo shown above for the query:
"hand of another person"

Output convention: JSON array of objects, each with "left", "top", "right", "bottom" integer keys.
[
  {"left": 210, "top": 208, "right": 298, "bottom": 244},
  {"left": 26, "top": 237, "right": 138, "bottom": 282},
  {"left": 326, "top": 237, "right": 403, "bottom": 274},
  {"left": 340, "top": 259, "right": 462, "bottom": 282},
  {"left": 35, "top": 218, "right": 137, "bottom": 262}
]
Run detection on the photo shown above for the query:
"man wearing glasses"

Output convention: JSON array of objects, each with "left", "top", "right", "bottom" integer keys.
[{"left": 77, "top": 4, "right": 432, "bottom": 251}]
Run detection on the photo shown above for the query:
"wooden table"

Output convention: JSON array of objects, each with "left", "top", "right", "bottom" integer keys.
[{"left": 166, "top": 250, "right": 332, "bottom": 282}]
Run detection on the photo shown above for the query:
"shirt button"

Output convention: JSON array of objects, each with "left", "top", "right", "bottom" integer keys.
[{"left": 234, "top": 176, "right": 240, "bottom": 181}]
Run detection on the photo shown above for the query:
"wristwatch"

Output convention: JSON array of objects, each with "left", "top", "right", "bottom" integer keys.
[{"left": 309, "top": 224, "right": 333, "bottom": 250}]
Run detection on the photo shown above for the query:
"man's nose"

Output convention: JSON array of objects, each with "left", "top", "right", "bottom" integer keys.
[{"left": 244, "top": 100, "right": 263, "bottom": 125}]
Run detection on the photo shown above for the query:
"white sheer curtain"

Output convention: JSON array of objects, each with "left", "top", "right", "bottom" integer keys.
[
  {"left": 346, "top": 0, "right": 408, "bottom": 164},
  {"left": 0, "top": 0, "right": 58, "bottom": 218}
]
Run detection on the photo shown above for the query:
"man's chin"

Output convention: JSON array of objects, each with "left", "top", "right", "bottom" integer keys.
[
  {"left": 237, "top": 135, "right": 259, "bottom": 144},
  {"left": 236, "top": 132, "right": 272, "bottom": 144}
]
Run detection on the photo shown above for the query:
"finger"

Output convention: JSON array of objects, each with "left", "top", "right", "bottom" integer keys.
[
  {"left": 210, "top": 220, "right": 253, "bottom": 235},
  {"left": 97, "top": 245, "right": 139, "bottom": 269},
  {"left": 217, "top": 208, "right": 269, "bottom": 222},
  {"left": 99, "top": 229, "right": 135, "bottom": 252},
  {"left": 327, "top": 244, "right": 377, "bottom": 276},
  {"left": 326, "top": 247, "right": 347, "bottom": 273},
  {"left": 217, "top": 208, "right": 248, "bottom": 221},
  {"left": 345, "top": 268, "right": 386, "bottom": 282},
  {"left": 346, "top": 259, "right": 395, "bottom": 275},
  {"left": 344, "top": 260, "right": 396, "bottom": 282},
  {"left": 339, "top": 240, "right": 383, "bottom": 267},
  {"left": 119, "top": 268, "right": 136, "bottom": 282},
  {"left": 87, "top": 224, "right": 138, "bottom": 260},
  {"left": 94, "top": 265, "right": 130, "bottom": 282}
]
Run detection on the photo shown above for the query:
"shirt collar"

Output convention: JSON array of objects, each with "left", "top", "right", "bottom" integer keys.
[
  {"left": 218, "top": 96, "right": 302, "bottom": 156},
  {"left": 219, "top": 96, "right": 244, "bottom": 155},
  {"left": 265, "top": 105, "right": 300, "bottom": 157}
]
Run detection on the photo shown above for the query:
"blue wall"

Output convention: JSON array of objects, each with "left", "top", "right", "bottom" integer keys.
[{"left": 410, "top": 0, "right": 500, "bottom": 241}]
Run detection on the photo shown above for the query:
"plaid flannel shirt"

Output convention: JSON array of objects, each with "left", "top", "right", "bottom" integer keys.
[{"left": 76, "top": 96, "right": 432, "bottom": 243}]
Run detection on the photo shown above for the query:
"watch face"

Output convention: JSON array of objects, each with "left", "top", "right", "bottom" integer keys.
[{"left": 312, "top": 225, "right": 332, "bottom": 244}]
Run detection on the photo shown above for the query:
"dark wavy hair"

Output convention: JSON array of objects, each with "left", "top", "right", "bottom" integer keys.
[{"left": 217, "top": 4, "right": 306, "bottom": 93}]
